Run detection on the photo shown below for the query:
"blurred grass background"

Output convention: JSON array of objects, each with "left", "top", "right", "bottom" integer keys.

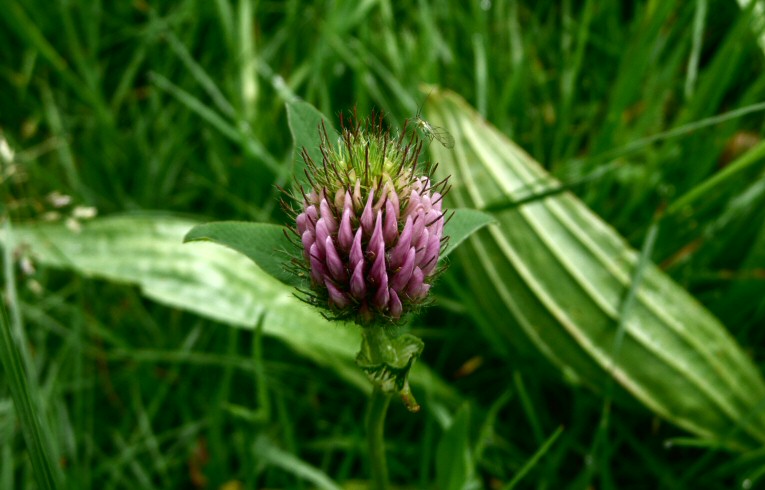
[{"left": 2, "top": 0, "right": 765, "bottom": 488}]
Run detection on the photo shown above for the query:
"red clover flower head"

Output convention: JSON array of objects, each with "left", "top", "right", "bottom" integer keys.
[{"left": 286, "top": 111, "right": 450, "bottom": 326}]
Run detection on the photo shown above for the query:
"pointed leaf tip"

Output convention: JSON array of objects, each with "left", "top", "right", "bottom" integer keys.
[
  {"left": 286, "top": 100, "right": 338, "bottom": 191},
  {"left": 441, "top": 208, "right": 496, "bottom": 260}
]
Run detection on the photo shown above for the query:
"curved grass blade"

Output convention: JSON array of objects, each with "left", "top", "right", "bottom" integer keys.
[{"left": 1, "top": 222, "right": 65, "bottom": 490}]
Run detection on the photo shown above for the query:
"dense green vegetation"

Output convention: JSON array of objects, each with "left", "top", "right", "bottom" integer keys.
[{"left": 2, "top": 0, "right": 765, "bottom": 488}]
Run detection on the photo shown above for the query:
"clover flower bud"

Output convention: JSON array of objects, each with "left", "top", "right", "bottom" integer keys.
[{"left": 286, "top": 111, "right": 449, "bottom": 326}]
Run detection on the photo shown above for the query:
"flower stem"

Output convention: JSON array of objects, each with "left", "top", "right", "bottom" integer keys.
[{"left": 367, "top": 386, "right": 392, "bottom": 490}]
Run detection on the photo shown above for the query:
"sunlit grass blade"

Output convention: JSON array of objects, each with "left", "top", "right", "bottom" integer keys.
[
  {"left": 253, "top": 435, "right": 343, "bottom": 490},
  {"left": 501, "top": 426, "right": 564, "bottom": 490},
  {"left": 0, "top": 221, "right": 64, "bottom": 490}
]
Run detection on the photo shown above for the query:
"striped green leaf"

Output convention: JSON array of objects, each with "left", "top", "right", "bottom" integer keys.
[
  {"left": 425, "top": 89, "right": 765, "bottom": 450},
  {"left": 1, "top": 215, "right": 459, "bottom": 404}
]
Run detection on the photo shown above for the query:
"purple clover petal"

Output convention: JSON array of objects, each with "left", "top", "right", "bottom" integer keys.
[
  {"left": 391, "top": 246, "right": 416, "bottom": 291},
  {"left": 429, "top": 211, "right": 445, "bottom": 238},
  {"left": 388, "top": 185, "right": 400, "bottom": 220},
  {"left": 296, "top": 212, "right": 308, "bottom": 235},
  {"left": 350, "top": 261, "right": 366, "bottom": 299},
  {"left": 389, "top": 289, "right": 403, "bottom": 318},
  {"left": 360, "top": 193, "right": 375, "bottom": 235},
  {"left": 424, "top": 209, "right": 441, "bottom": 228},
  {"left": 414, "top": 228, "right": 430, "bottom": 264},
  {"left": 325, "top": 279, "right": 350, "bottom": 309},
  {"left": 421, "top": 236, "right": 441, "bottom": 276},
  {"left": 305, "top": 205, "right": 318, "bottom": 230},
  {"left": 404, "top": 190, "right": 421, "bottom": 218},
  {"left": 405, "top": 266, "right": 425, "bottom": 298},
  {"left": 420, "top": 194, "right": 432, "bottom": 211},
  {"left": 324, "top": 236, "right": 347, "bottom": 282},
  {"left": 390, "top": 216, "right": 413, "bottom": 269},
  {"left": 373, "top": 277, "right": 390, "bottom": 309},
  {"left": 314, "top": 218, "right": 329, "bottom": 259},
  {"left": 338, "top": 207, "right": 354, "bottom": 252},
  {"left": 411, "top": 215, "right": 425, "bottom": 246},
  {"left": 383, "top": 199, "right": 398, "bottom": 244},
  {"left": 369, "top": 211, "right": 385, "bottom": 259},
  {"left": 301, "top": 230, "right": 314, "bottom": 259},
  {"left": 350, "top": 228, "right": 364, "bottom": 268},
  {"left": 309, "top": 244, "right": 326, "bottom": 284},
  {"left": 370, "top": 244, "right": 387, "bottom": 288},
  {"left": 432, "top": 192, "right": 442, "bottom": 211},
  {"left": 320, "top": 198, "right": 338, "bottom": 234}
]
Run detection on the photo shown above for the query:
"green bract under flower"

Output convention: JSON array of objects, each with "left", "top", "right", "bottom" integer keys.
[{"left": 284, "top": 112, "right": 450, "bottom": 326}]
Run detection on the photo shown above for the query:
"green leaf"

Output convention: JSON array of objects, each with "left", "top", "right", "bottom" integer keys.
[
  {"left": 441, "top": 208, "right": 495, "bottom": 260},
  {"left": 356, "top": 329, "right": 424, "bottom": 412},
  {"left": 436, "top": 403, "right": 475, "bottom": 490},
  {"left": 286, "top": 99, "right": 338, "bottom": 189},
  {"left": 183, "top": 221, "right": 300, "bottom": 288},
  {"left": 425, "top": 88, "right": 765, "bottom": 450},
  {"left": 2, "top": 215, "right": 461, "bottom": 405},
  {"left": 254, "top": 435, "right": 343, "bottom": 490}
]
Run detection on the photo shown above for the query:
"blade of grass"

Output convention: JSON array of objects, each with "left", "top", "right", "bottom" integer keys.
[
  {"left": 148, "top": 71, "right": 282, "bottom": 174},
  {"left": 586, "top": 216, "right": 660, "bottom": 486},
  {"left": 667, "top": 140, "right": 765, "bottom": 216},
  {"left": 501, "top": 426, "right": 564, "bottom": 490},
  {"left": 238, "top": 0, "right": 259, "bottom": 121},
  {"left": 685, "top": 0, "right": 707, "bottom": 99},
  {"left": 254, "top": 435, "right": 344, "bottom": 490},
  {"left": 513, "top": 371, "right": 544, "bottom": 446},
  {"left": 0, "top": 220, "right": 64, "bottom": 490},
  {"left": 164, "top": 30, "right": 237, "bottom": 119}
]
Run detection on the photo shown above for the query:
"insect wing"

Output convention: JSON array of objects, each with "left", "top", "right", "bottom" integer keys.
[
  {"left": 430, "top": 126, "right": 455, "bottom": 149},
  {"left": 414, "top": 116, "right": 454, "bottom": 149}
]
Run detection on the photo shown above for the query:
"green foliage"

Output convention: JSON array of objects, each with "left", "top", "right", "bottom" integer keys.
[
  {"left": 287, "top": 99, "right": 338, "bottom": 191},
  {"left": 441, "top": 208, "right": 496, "bottom": 259},
  {"left": 427, "top": 88, "right": 765, "bottom": 450},
  {"left": 0, "top": 226, "right": 64, "bottom": 490},
  {"left": 435, "top": 404, "right": 476, "bottom": 490},
  {"left": 184, "top": 221, "right": 300, "bottom": 288},
  {"left": 2, "top": 0, "right": 765, "bottom": 488},
  {"left": 182, "top": 207, "right": 491, "bottom": 292},
  {"left": 5, "top": 216, "right": 460, "bottom": 401}
]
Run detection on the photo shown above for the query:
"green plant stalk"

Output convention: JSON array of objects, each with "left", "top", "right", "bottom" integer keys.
[
  {"left": 667, "top": 139, "right": 765, "bottom": 216},
  {"left": 0, "top": 220, "right": 64, "bottom": 490},
  {"left": 361, "top": 326, "right": 395, "bottom": 489},
  {"left": 367, "top": 385, "right": 392, "bottom": 490}
]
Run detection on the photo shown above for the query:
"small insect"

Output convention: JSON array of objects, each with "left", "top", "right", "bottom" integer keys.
[{"left": 412, "top": 94, "right": 455, "bottom": 149}]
